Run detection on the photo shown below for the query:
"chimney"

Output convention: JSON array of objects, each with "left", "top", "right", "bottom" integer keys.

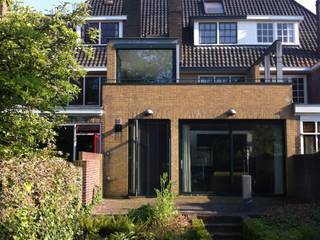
[
  {"left": 0, "top": 0, "right": 8, "bottom": 16},
  {"left": 168, "top": 0, "right": 183, "bottom": 42},
  {"left": 123, "top": 0, "right": 141, "bottom": 37},
  {"left": 317, "top": 0, "right": 320, "bottom": 51}
]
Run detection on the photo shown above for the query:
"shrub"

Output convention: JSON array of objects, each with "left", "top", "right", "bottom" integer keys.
[
  {"left": 154, "top": 173, "right": 178, "bottom": 224},
  {"left": 128, "top": 204, "right": 155, "bottom": 224},
  {"left": 77, "top": 215, "right": 135, "bottom": 239},
  {"left": 0, "top": 152, "right": 82, "bottom": 240}
]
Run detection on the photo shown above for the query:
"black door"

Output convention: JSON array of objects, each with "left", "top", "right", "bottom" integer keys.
[{"left": 129, "top": 120, "right": 170, "bottom": 196}]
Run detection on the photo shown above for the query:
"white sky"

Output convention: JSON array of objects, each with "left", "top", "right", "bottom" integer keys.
[
  {"left": 23, "top": 0, "right": 317, "bottom": 13},
  {"left": 295, "top": 0, "right": 316, "bottom": 13}
]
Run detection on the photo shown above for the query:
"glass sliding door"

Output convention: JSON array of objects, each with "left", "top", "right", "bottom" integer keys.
[{"left": 180, "top": 120, "right": 285, "bottom": 196}]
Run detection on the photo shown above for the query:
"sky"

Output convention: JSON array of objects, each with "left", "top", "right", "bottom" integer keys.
[{"left": 23, "top": 0, "right": 317, "bottom": 13}]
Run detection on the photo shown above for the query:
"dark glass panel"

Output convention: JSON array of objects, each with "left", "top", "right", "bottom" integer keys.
[
  {"left": 101, "top": 22, "right": 119, "bottom": 44},
  {"left": 85, "top": 77, "right": 100, "bottom": 105},
  {"left": 83, "top": 22, "right": 99, "bottom": 44},
  {"left": 304, "top": 136, "right": 316, "bottom": 154},
  {"left": 117, "top": 49, "right": 174, "bottom": 83},
  {"left": 303, "top": 122, "right": 315, "bottom": 133},
  {"left": 70, "top": 78, "right": 83, "bottom": 105}
]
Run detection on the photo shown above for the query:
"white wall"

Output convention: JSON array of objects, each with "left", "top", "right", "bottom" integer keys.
[{"left": 194, "top": 20, "right": 301, "bottom": 46}]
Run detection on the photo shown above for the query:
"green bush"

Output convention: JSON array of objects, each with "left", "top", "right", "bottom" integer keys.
[
  {"left": 0, "top": 153, "right": 82, "bottom": 240},
  {"left": 77, "top": 215, "right": 136, "bottom": 239},
  {"left": 179, "top": 219, "right": 212, "bottom": 240},
  {"left": 243, "top": 218, "right": 320, "bottom": 240},
  {"left": 128, "top": 204, "right": 155, "bottom": 224},
  {"left": 154, "top": 173, "right": 178, "bottom": 224}
]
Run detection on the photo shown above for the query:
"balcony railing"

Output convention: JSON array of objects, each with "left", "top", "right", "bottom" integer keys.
[{"left": 106, "top": 79, "right": 293, "bottom": 85}]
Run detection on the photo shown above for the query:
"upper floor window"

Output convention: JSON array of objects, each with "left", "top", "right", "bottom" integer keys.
[
  {"left": 261, "top": 76, "right": 306, "bottom": 104},
  {"left": 70, "top": 76, "right": 105, "bottom": 106},
  {"left": 204, "top": 2, "right": 224, "bottom": 14},
  {"left": 82, "top": 22, "right": 119, "bottom": 44},
  {"left": 198, "top": 22, "right": 237, "bottom": 44},
  {"left": 117, "top": 49, "right": 176, "bottom": 83},
  {"left": 257, "top": 23, "right": 274, "bottom": 43},
  {"left": 199, "top": 23, "right": 217, "bottom": 44},
  {"left": 219, "top": 23, "right": 237, "bottom": 44},
  {"left": 277, "top": 23, "right": 294, "bottom": 43}
]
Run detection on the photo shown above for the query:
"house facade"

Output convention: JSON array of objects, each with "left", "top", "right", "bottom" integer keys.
[{"left": 56, "top": 0, "right": 320, "bottom": 198}]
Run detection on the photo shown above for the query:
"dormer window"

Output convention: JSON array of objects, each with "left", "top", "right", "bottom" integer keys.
[
  {"left": 82, "top": 22, "right": 120, "bottom": 45},
  {"left": 203, "top": 1, "right": 224, "bottom": 14}
]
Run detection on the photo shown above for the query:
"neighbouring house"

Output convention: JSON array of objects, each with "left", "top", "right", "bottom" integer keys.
[{"left": 55, "top": 0, "right": 320, "bottom": 198}]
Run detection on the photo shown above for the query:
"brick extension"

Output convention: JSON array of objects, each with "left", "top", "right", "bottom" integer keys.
[{"left": 77, "top": 152, "right": 103, "bottom": 205}]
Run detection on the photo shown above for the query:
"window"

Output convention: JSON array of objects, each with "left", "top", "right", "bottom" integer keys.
[
  {"left": 291, "top": 77, "right": 305, "bottom": 104},
  {"left": 219, "top": 23, "right": 237, "bottom": 44},
  {"left": 301, "top": 122, "right": 319, "bottom": 154},
  {"left": 70, "top": 76, "right": 104, "bottom": 106},
  {"left": 117, "top": 49, "right": 175, "bottom": 83},
  {"left": 199, "top": 76, "right": 245, "bottom": 83},
  {"left": 257, "top": 23, "right": 274, "bottom": 43},
  {"left": 56, "top": 124, "right": 101, "bottom": 161},
  {"left": 261, "top": 76, "right": 306, "bottom": 104},
  {"left": 277, "top": 23, "right": 294, "bottom": 43},
  {"left": 199, "top": 23, "right": 217, "bottom": 44},
  {"left": 83, "top": 22, "right": 119, "bottom": 44},
  {"left": 203, "top": 2, "right": 224, "bottom": 14}
]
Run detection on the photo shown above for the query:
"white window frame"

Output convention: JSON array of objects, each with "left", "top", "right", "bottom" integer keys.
[
  {"left": 203, "top": 2, "right": 224, "bottom": 14},
  {"left": 257, "top": 22, "right": 274, "bottom": 43},
  {"left": 277, "top": 23, "right": 295, "bottom": 43},
  {"left": 299, "top": 119, "right": 320, "bottom": 154},
  {"left": 265, "top": 75, "right": 307, "bottom": 104},
  {"left": 60, "top": 123, "right": 102, "bottom": 161},
  {"left": 195, "top": 21, "right": 238, "bottom": 46},
  {"left": 194, "top": 20, "right": 300, "bottom": 46},
  {"left": 81, "top": 21, "right": 123, "bottom": 46},
  {"left": 69, "top": 75, "right": 104, "bottom": 106},
  {"left": 198, "top": 75, "right": 246, "bottom": 83}
]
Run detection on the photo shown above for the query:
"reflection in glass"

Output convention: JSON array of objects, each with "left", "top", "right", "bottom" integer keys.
[
  {"left": 181, "top": 121, "right": 284, "bottom": 196},
  {"left": 117, "top": 50, "right": 175, "bottom": 83}
]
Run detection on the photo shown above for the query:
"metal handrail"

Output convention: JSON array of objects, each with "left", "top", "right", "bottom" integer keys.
[{"left": 104, "top": 79, "right": 293, "bottom": 85}]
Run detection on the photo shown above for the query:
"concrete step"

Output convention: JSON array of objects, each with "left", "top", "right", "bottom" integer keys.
[
  {"left": 199, "top": 215, "right": 243, "bottom": 224},
  {"left": 205, "top": 222, "right": 242, "bottom": 233},
  {"left": 213, "top": 232, "right": 243, "bottom": 240}
]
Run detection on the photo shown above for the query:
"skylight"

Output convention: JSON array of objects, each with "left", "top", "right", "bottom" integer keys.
[{"left": 204, "top": 1, "right": 224, "bottom": 14}]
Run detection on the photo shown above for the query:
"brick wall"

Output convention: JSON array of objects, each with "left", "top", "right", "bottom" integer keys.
[
  {"left": 289, "top": 152, "right": 320, "bottom": 202},
  {"left": 102, "top": 84, "right": 297, "bottom": 197},
  {"left": 76, "top": 152, "right": 103, "bottom": 205}
]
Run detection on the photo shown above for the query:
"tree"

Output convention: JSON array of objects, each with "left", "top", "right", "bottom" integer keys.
[{"left": 0, "top": 1, "right": 91, "bottom": 157}]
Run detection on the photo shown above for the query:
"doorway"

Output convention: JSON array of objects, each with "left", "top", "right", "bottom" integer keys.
[
  {"left": 128, "top": 120, "right": 170, "bottom": 196},
  {"left": 180, "top": 120, "right": 285, "bottom": 196}
]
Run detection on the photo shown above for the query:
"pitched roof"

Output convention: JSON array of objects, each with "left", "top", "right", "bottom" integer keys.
[
  {"left": 181, "top": 45, "right": 320, "bottom": 68},
  {"left": 76, "top": 46, "right": 107, "bottom": 68},
  {"left": 141, "top": 0, "right": 168, "bottom": 37},
  {"left": 183, "top": 0, "right": 318, "bottom": 51},
  {"left": 80, "top": 0, "right": 320, "bottom": 69},
  {"left": 87, "top": 0, "right": 123, "bottom": 16}
]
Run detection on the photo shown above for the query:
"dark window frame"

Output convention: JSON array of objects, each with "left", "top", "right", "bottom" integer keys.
[
  {"left": 116, "top": 49, "right": 177, "bottom": 83},
  {"left": 82, "top": 21, "right": 120, "bottom": 45},
  {"left": 69, "top": 76, "right": 104, "bottom": 106}
]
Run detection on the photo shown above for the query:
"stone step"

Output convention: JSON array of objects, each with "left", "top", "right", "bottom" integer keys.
[
  {"left": 199, "top": 215, "right": 243, "bottom": 224},
  {"left": 213, "top": 232, "right": 243, "bottom": 240},
  {"left": 205, "top": 222, "right": 242, "bottom": 233}
]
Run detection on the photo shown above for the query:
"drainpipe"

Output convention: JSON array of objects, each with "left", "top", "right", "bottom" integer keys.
[{"left": 276, "top": 41, "right": 283, "bottom": 81}]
